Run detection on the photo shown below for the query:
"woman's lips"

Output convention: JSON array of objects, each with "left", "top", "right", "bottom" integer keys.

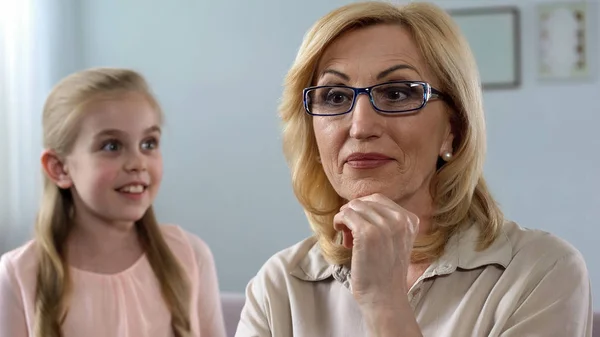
[{"left": 345, "top": 152, "right": 394, "bottom": 169}]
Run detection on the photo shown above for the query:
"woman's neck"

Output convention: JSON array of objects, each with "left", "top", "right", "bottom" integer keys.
[{"left": 396, "top": 188, "right": 435, "bottom": 238}]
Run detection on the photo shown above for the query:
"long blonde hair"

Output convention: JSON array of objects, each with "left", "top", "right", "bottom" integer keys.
[
  {"left": 34, "top": 68, "right": 192, "bottom": 337},
  {"left": 279, "top": 1, "right": 504, "bottom": 265}
]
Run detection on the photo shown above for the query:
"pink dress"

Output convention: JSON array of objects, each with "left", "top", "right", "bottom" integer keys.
[{"left": 0, "top": 225, "right": 227, "bottom": 337}]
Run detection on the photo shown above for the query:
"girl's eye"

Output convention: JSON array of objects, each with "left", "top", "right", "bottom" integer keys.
[
  {"left": 141, "top": 138, "right": 159, "bottom": 150},
  {"left": 101, "top": 140, "right": 121, "bottom": 152}
]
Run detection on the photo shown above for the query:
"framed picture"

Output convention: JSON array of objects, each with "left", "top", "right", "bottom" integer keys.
[
  {"left": 537, "top": 2, "right": 594, "bottom": 81},
  {"left": 449, "top": 7, "right": 521, "bottom": 90}
]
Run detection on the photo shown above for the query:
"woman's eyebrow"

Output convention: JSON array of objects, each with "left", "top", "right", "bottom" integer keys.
[
  {"left": 318, "top": 64, "right": 420, "bottom": 83},
  {"left": 376, "top": 64, "right": 420, "bottom": 80},
  {"left": 320, "top": 69, "right": 350, "bottom": 81}
]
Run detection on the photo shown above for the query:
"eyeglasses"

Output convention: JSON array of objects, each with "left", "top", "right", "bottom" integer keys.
[{"left": 302, "top": 81, "right": 446, "bottom": 116}]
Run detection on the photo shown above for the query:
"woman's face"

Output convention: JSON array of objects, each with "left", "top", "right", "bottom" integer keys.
[{"left": 312, "top": 24, "right": 454, "bottom": 208}]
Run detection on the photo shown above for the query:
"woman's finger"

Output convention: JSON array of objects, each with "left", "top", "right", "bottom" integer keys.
[
  {"left": 341, "top": 228, "right": 354, "bottom": 249},
  {"left": 333, "top": 207, "right": 370, "bottom": 249},
  {"left": 357, "top": 193, "right": 400, "bottom": 209},
  {"left": 351, "top": 196, "right": 420, "bottom": 234},
  {"left": 345, "top": 199, "right": 395, "bottom": 229}
]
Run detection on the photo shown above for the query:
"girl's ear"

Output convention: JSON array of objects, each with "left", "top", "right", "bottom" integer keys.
[{"left": 41, "top": 150, "right": 72, "bottom": 189}]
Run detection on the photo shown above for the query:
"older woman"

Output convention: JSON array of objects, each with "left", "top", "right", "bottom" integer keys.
[{"left": 235, "top": 2, "right": 593, "bottom": 337}]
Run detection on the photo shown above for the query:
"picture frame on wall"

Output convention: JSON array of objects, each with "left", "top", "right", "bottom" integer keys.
[
  {"left": 448, "top": 7, "right": 521, "bottom": 90},
  {"left": 537, "top": 1, "right": 595, "bottom": 81}
]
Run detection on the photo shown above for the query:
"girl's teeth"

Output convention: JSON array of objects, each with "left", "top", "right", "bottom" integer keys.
[{"left": 120, "top": 185, "right": 144, "bottom": 193}]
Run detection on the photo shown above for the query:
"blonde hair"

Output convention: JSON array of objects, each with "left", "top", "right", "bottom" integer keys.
[
  {"left": 34, "top": 68, "right": 192, "bottom": 337},
  {"left": 280, "top": 1, "right": 504, "bottom": 265}
]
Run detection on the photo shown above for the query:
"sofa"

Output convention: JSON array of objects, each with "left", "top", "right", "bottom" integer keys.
[
  {"left": 221, "top": 292, "right": 246, "bottom": 337},
  {"left": 220, "top": 293, "right": 599, "bottom": 337}
]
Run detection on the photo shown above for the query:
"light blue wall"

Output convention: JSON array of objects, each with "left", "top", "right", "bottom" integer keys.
[
  {"left": 79, "top": 0, "right": 600, "bottom": 306},
  {"left": 79, "top": 0, "right": 360, "bottom": 294},
  {"left": 8, "top": 0, "right": 598, "bottom": 307}
]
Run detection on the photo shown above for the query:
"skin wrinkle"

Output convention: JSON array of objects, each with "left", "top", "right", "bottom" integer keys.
[{"left": 313, "top": 23, "right": 453, "bottom": 243}]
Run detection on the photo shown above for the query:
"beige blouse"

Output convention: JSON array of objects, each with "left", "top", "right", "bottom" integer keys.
[{"left": 235, "top": 221, "right": 593, "bottom": 337}]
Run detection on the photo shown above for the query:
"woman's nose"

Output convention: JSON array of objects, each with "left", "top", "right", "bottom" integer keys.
[{"left": 349, "top": 94, "right": 384, "bottom": 140}]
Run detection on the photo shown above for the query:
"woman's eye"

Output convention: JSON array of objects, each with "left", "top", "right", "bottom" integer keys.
[
  {"left": 383, "top": 87, "right": 409, "bottom": 101},
  {"left": 325, "top": 90, "right": 351, "bottom": 105}
]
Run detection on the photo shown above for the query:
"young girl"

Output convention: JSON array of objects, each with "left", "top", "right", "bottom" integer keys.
[{"left": 0, "top": 68, "right": 227, "bottom": 337}]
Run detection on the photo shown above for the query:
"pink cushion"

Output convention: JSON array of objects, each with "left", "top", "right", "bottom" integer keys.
[{"left": 221, "top": 292, "right": 245, "bottom": 337}]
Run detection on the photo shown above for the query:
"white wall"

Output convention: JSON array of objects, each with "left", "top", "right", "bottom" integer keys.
[{"left": 37, "top": 0, "right": 599, "bottom": 308}]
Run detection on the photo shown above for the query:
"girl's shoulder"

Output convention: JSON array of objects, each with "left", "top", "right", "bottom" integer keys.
[
  {"left": 159, "top": 224, "right": 215, "bottom": 270},
  {"left": 0, "top": 240, "right": 40, "bottom": 305},
  {"left": 0, "top": 240, "right": 39, "bottom": 279}
]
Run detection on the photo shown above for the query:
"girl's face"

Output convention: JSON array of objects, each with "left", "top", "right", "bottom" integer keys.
[{"left": 46, "top": 92, "right": 163, "bottom": 228}]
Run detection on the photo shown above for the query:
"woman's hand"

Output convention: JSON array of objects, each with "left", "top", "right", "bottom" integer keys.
[{"left": 334, "top": 193, "right": 421, "bottom": 336}]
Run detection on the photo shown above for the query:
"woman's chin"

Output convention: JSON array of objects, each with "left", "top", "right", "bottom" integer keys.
[{"left": 340, "top": 180, "right": 407, "bottom": 201}]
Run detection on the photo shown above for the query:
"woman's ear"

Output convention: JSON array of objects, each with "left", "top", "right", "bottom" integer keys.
[
  {"left": 41, "top": 149, "right": 72, "bottom": 189},
  {"left": 439, "top": 129, "right": 455, "bottom": 158}
]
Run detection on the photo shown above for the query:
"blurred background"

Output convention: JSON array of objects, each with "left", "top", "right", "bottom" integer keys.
[{"left": 1, "top": 0, "right": 598, "bottom": 308}]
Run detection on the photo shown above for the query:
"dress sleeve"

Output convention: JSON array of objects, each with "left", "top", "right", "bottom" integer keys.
[{"left": 0, "top": 254, "right": 29, "bottom": 337}]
